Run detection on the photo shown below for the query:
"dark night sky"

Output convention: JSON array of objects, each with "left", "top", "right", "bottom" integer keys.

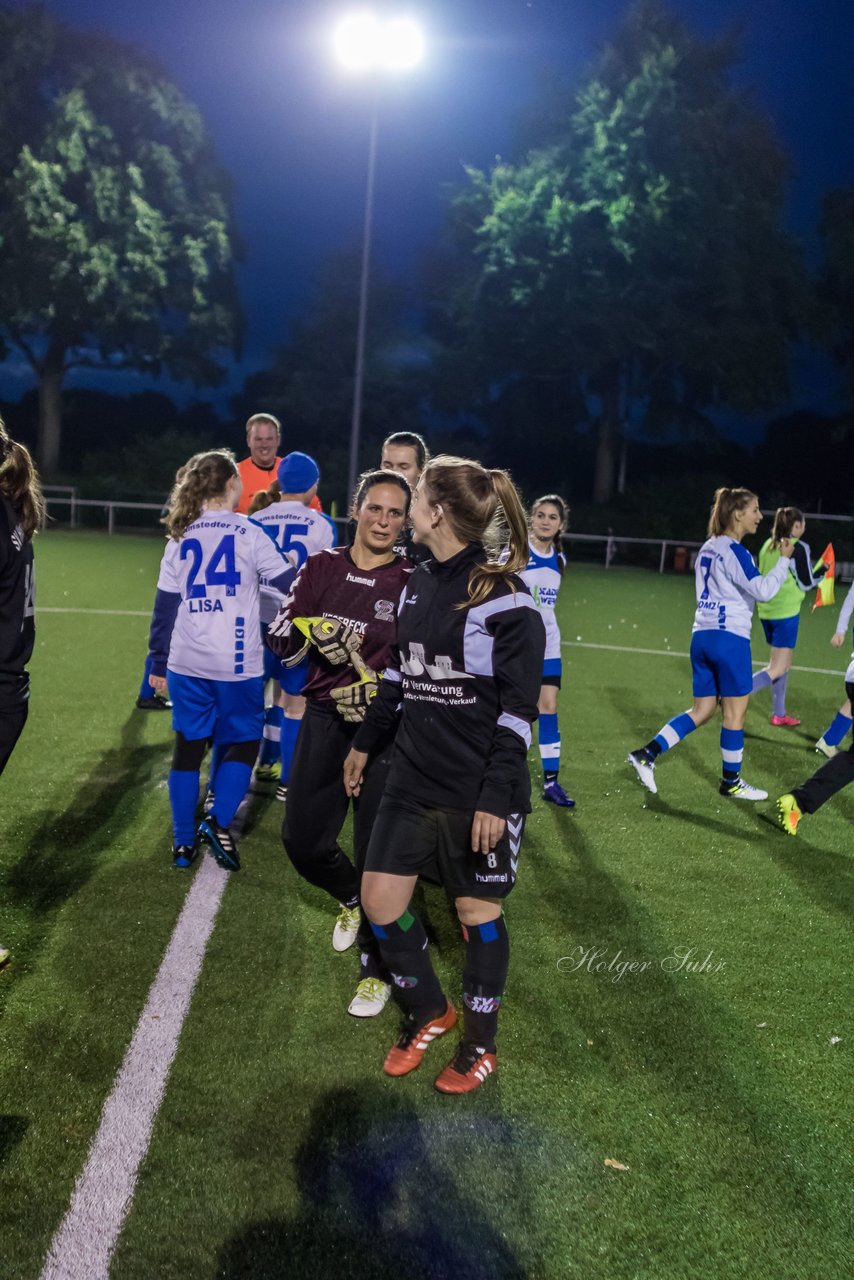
[{"left": 2, "top": 0, "right": 853, "bottom": 420}]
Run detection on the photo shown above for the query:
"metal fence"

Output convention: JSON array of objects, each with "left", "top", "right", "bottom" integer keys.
[{"left": 41, "top": 492, "right": 853, "bottom": 579}]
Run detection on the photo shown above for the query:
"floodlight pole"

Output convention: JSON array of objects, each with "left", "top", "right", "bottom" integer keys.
[{"left": 347, "top": 93, "right": 380, "bottom": 503}]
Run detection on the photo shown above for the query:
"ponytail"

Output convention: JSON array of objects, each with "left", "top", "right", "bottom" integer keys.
[
  {"left": 249, "top": 480, "right": 281, "bottom": 516},
  {"left": 420, "top": 456, "right": 529, "bottom": 608},
  {"left": 770, "top": 506, "right": 804, "bottom": 549},
  {"left": 0, "top": 418, "right": 45, "bottom": 540},
  {"left": 707, "top": 487, "right": 758, "bottom": 538},
  {"left": 164, "top": 449, "right": 238, "bottom": 540}
]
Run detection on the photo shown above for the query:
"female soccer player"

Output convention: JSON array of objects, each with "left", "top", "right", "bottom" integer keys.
[
  {"left": 815, "top": 577, "right": 854, "bottom": 758},
  {"left": 147, "top": 449, "right": 295, "bottom": 870},
  {"left": 752, "top": 506, "right": 828, "bottom": 726},
  {"left": 522, "top": 493, "right": 574, "bottom": 807},
  {"left": 627, "top": 487, "right": 793, "bottom": 801},
  {"left": 0, "top": 417, "right": 44, "bottom": 970},
  {"left": 267, "top": 471, "right": 413, "bottom": 1018},
  {"left": 343, "top": 457, "right": 545, "bottom": 1094},
  {"left": 249, "top": 452, "right": 337, "bottom": 797}
]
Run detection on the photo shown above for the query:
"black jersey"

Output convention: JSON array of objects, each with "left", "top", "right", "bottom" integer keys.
[
  {"left": 0, "top": 496, "right": 35, "bottom": 684},
  {"left": 354, "top": 542, "right": 545, "bottom": 817}
]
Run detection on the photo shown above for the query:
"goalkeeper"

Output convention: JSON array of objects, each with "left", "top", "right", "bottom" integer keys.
[{"left": 266, "top": 470, "right": 413, "bottom": 1019}]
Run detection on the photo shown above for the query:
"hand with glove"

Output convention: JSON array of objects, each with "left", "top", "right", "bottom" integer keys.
[
  {"left": 268, "top": 614, "right": 363, "bottom": 668},
  {"left": 330, "top": 649, "right": 380, "bottom": 722}
]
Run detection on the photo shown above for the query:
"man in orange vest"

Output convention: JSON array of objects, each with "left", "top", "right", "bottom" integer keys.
[{"left": 236, "top": 413, "right": 323, "bottom": 514}]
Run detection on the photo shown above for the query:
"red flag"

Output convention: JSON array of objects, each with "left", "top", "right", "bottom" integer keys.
[{"left": 812, "top": 543, "right": 835, "bottom": 610}]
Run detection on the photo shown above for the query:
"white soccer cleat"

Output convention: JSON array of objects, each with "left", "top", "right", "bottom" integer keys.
[
  {"left": 720, "top": 779, "right": 768, "bottom": 802},
  {"left": 332, "top": 903, "right": 361, "bottom": 952},
  {"left": 815, "top": 737, "right": 839, "bottom": 760},
  {"left": 627, "top": 750, "right": 657, "bottom": 795},
  {"left": 347, "top": 977, "right": 392, "bottom": 1018}
]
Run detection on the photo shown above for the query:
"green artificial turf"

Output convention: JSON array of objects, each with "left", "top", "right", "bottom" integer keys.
[{"left": 0, "top": 530, "right": 850, "bottom": 1279}]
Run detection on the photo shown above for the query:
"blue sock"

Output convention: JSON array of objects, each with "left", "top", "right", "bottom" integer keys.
[
  {"left": 771, "top": 674, "right": 788, "bottom": 717},
  {"left": 139, "top": 655, "right": 155, "bottom": 701},
  {"left": 168, "top": 769, "right": 200, "bottom": 846},
  {"left": 213, "top": 761, "right": 253, "bottom": 828},
  {"left": 751, "top": 669, "right": 772, "bottom": 694},
  {"left": 539, "top": 712, "right": 560, "bottom": 780},
  {"left": 259, "top": 705, "right": 283, "bottom": 767},
  {"left": 207, "top": 743, "right": 224, "bottom": 797},
  {"left": 823, "top": 711, "right": 853, "bottom": 747},
  {"left": 652, "top": 712, "right": 697, "bottom": 755},
  {"left": 720, "top": 727, "right": 744, "bottom": 783},
  {"left": 280, "top": 715, "right": 301, "bottom": 785}
]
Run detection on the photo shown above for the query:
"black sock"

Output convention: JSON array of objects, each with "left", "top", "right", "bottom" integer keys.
[
  {"left": 642, "top": 739, "right": 663, "bottom": 760},
  {"left": 544, "top": 770, "right": 558, "bottom": 783},
  {"left": 370, "top": 911, "right": 445, "bottom": 1021},
  {"left": 357, "top": 915, "right": 386, "bottom": 982},
  {"left": 462, "top": 916, "right": 509, "bottom": 1054}
]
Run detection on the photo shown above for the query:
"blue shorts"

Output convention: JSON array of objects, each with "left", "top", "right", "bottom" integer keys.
[
  {"left": 690, "top": 631, "right": 753, "bottom": 699},
  {"left": 760, "top": 615, "right": 800, "bottom": 649},
  {"left": 261, "top": 625, "right": 309, "bottom": 695},
  {"left": 167, "top": 672, "right": 265, "bottom": 744}
]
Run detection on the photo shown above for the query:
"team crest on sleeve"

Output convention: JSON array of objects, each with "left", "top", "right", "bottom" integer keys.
[{"left": 374, "top": 598, "right": 395, "bottom": 622}]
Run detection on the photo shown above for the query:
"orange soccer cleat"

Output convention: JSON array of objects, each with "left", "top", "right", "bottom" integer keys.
[
  {"left": 383, "top": 1001, "right": 457, "bottom": 1077},
  {"left": 435, "top": 1043, "right": 498, "bottom": 1094}
]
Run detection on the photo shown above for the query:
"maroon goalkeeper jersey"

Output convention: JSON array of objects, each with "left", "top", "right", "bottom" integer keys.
[{"left": 269, "top": 546, "right": 413, "bottom": 704}]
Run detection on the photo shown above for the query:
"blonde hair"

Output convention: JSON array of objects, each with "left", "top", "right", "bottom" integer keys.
[
  {"left": 164, "top": 449, "right": 238, "bottom": 540},
  {"left": 770, "top": 506, "right": 804, "bottom": 549},
  {"left": 421, "top": 456, "right": 529, "bottom": 608},
  {"left": 249, "top": 480, "right": 281, "bottom": 515},
  {"left": 707, "top": 487, "right": 758, "bottom": 538},
  {"left": 0, "top": 417, "right": 45, "bottom": 540}
]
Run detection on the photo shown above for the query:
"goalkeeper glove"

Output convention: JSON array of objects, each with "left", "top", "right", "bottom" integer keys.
[
  {"left": 269, "top": 615, "right": 363, "bottom": 668},
  {"left": 330, "top": 653, "right": 380, "bottom": 723}
]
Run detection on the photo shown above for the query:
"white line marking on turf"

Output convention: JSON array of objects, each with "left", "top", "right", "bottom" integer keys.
[
  {"left": 40, "top": 607, "right": 150, "bottom": 617},
  {"left": 562, "top": 639, "right": 844, "bottom": 678},
  {"left": 40, "top": 856, "right": 228, "bottom": 1280}
]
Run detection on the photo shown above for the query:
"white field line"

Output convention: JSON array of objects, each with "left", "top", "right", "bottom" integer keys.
[
  {"left": 40, "top": 856, "right": 228, "bottom": 1280},
  {"left": 562, "top": 639, "right": 844, "bottom": 679},
  {"left": 40, "top": 608, "right": 149, "bottom": 617},
  {"left": 38, "top": 608, "right": 846, "bottom": 678}
]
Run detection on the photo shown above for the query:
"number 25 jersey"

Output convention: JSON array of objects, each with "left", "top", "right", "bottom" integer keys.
[{"left": 156, "top": 512, "right": 290, "bottom": 681}]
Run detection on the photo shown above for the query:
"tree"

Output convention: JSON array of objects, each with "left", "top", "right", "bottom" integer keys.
[
  {"left": 233, "top": 251, "right": 429, "bottom": 506},
  {"left": 432, "top": 2, "right": 809, "bottom": 501},
  {"left": 818, "top": 187, "right": 854, "bottom": 400},
  {"left": 0, "top": 6, "right": 243, "bottom": 474}
]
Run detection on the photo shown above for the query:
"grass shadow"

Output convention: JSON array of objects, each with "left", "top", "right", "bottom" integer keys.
[
  {"left": 5, "top": 711, "right": 166, "bottom": 915},
  {"left": 217, "top": 1086, "right": 529, "bottom": 1279}
]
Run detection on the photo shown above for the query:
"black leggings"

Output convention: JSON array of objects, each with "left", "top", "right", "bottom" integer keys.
[
  {"left": 794, "top": 681, "right": 854, "bottom": 814},
  {"left": 0, "top": 685, "right": 28, "bottom": 777},
  {"left": 283, "top": 701, "right": 393, "bottom": 904},
  {"left": 172, "top": 734, "right": 258, "bottom": 771}
]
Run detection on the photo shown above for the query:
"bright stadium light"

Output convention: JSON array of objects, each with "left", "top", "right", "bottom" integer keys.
[
  {"left": 333, "top": 12, "right": 424, "bottom": 73},
  {"left": 332, "top": 11, "right": 425, "bottom": 498}
]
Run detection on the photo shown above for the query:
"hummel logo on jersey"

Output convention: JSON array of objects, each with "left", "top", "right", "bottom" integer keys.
[
  {"left": 403, "top": 593, "right": 417, "bottom": 606},
  {"left": 400, "top": 641, "right": 472, "bottom": 682},
  {"left": 11, "top": 523, "right": 24, "bottom": 552},
  {"left": 346, "top": 571, "right": 376, "bottom": 587}
]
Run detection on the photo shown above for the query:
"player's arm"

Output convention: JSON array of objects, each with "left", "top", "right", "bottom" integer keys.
[
  {"left": 790, "top": 540, "right": 826, "bottom": 590},
  {"left": 833, "top": 578, "right": 854, "bottom": 643},
  {"left": 726, "top": 540, "right": 792, "bottom": 602},
  {"left": 476, "top": 598, "right": 545, "bottom": 822},
  {"left": 266, "top": 558, "right": 317, "bottom": 658}
]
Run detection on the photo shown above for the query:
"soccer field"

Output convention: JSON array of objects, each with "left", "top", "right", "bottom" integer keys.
[{"left": 0, "top": 530, "right": 850, "bottom": 1279}]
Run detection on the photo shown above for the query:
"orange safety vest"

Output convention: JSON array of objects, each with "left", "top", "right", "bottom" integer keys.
[{"left": 236, "top": 455, "right": 323, "bottom": 514}]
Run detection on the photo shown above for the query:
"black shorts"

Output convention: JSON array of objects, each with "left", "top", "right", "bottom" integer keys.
[{"left": 365, "top": 787, "right": 525, "bottom": 901}]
